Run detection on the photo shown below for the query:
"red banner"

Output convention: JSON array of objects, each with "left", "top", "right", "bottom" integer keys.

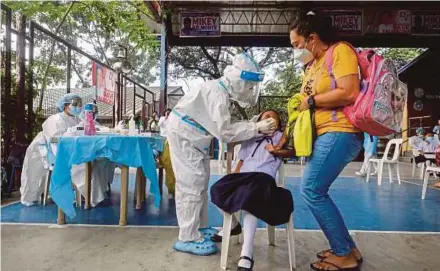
[
  {"left": 363, "top": 9, "right": 411, "bottom": 34},
  {"left": 92, "top": 61, "right": 116, "bottom": 105}
]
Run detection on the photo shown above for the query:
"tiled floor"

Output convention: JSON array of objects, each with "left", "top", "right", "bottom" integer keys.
[{"left": 2, "top": 162, "right": 440, "bottom": 232}]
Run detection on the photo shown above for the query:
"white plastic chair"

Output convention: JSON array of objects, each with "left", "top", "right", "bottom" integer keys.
[
  {"left": 39, "top": 138, "right": 81, "bottom": 207},
  {"left": 218, "top": 142, "right": 228, "bottom": 174},
  {"left": 366, "top": 139, "right": 403, "bottom": 186},
  {"left": 220, "top": 162, "right": 296, "bottom": 270},
  {"left": 421, "top": 165, "right": 440, "bottom": 199},
  {"left": 411, "top": 149, "right": 426, "bottom": 180}
]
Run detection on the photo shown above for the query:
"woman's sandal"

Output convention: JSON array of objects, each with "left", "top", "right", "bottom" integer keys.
[
  {"left": 310, "top": 259, "right": 359, "bottom": 271},
  {"left": 237, "top": 256, "right": 254, "bottom": 271},
  {"left": 317, "top": 249, "right": 363, "bottom": 264}
]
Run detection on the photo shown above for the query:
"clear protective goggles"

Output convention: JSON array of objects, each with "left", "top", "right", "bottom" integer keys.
[{"left": 66, "top": 97, "right": 83, "bottom": 108}]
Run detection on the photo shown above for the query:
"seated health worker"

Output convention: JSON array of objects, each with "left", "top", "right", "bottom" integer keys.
[
  {"left": 210, "top": 110, "right": 294, "bottom": 271},
  {"left": 20, "top": 94, "right": 114, "bottom": 207}
]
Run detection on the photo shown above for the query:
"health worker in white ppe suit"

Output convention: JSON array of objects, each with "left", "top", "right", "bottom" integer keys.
[
  {"left": 20, "top": 94, "right": 115, "bottom": 207},
  {"left": 167, "top": 52, "right": 277, "bottom": 256}
]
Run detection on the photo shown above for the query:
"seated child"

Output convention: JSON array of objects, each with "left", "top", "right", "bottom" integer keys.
[{"left": 210, "top": 110, "right": 295, "bottom": 271}]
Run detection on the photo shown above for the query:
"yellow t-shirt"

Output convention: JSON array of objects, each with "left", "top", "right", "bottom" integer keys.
[{"left": 300, "top": 43, "right": 360, "bottom": 136}]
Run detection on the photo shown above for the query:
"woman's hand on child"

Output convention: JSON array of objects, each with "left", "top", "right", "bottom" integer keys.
[{"left": 265, "top": 144, "right": 276, "bottom": 153}]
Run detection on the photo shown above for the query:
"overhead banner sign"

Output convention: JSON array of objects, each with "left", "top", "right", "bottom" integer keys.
[
  {"left": 412, "top": 11, "right": 440, "bottom": 35},
  {"left": 323, "top": 10, "right": 362, "bottom": 35},
  {"left": 180, "top": 12, "right": 221, "bottom": 37},
  {"left": 92, "top": 61, "right": 116, "bottom": 105},
  {"left": 363, "top": 9, "right": 411, "bottom": 34}
]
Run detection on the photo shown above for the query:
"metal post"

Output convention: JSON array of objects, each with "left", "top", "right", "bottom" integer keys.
[
  {"left": 124, "top": 76, "right": 127, "bottom": 115},
  {"left": 115, "top": 73, "right": 121, "bottom": 124},
  {"left": 28, "top": 22, "right": 35, "bottom": 140},
  {"left": 141, "top": 100, "right": 146, "bottom": 132},
  {"left": 120, "top": 76, "right": 124, "bottom": 120},
  {"left": 3, "top": 6, "right": 12, "bottom": 162},
  {"left": 159, "top": 20, "right": 168, "bottom": 114},
  {"left": 16, "top": 14, "right": 26, "bottom": 143},
  {"left": 133, "top": 85, "right": 136, "bottom": 115},
  {"left": 67, "top": 47, "right": 71, "bottom": 93}
]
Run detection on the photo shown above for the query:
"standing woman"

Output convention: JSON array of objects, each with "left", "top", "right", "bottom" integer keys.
[{"left": 290, "top": 11, "right": 363, "bottom": 270}]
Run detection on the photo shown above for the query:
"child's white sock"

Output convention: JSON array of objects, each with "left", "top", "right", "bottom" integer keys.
[{"left": 238, "top": 211, "right": 258, "bottom": 268}]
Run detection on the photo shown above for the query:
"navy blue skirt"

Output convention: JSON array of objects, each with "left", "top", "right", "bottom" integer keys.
[{"left": 210, "top": 172, "right": 294, "bottom": 226}]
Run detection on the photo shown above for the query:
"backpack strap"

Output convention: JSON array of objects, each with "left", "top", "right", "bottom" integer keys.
[
  {"left": 325, "top": 44, "right": 338, "bottom": 122},
  {"left": 324, "top": 41, "right": 359, "bottom": 122}
]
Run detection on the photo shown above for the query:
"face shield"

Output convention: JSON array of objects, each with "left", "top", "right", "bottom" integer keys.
[
  {"left": 223, "top": 52, "right": 265, "bottom": 108},
  {"left": 57, "top": 94, "right": 83, "bottom": 112},
  {"left": 65, "top": 97, "right": 83, "bottom": 108}
]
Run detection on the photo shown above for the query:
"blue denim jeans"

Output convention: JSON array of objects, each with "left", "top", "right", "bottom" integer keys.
[{"left": 301, "top": 132, "right": 362, "bottom": 256}]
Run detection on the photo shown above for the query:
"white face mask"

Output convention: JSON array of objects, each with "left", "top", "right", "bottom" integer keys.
[{"left": 293, "top": 42, "right": 314, "bottom": 66}]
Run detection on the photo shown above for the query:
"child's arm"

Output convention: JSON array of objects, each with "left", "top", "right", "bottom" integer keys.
[{"left": 234, "top": 160, "right": 243, "bottom": 173}]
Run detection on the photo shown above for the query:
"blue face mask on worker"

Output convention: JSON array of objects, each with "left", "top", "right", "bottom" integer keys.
[{"left": 68, "top": 105, "right": 82, "bottom": 116}]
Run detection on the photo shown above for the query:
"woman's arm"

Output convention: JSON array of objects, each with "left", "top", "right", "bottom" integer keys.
[
  {"left": 315, "top": 74, "right": 360, "bottom": 107},
  {"left": 299, "top": 43, "right": 360, "bottom": 111},
  {"left": 265, "top": 144, "right": 295, "bottom": 158},
  {"left": 300, "top": 74, "right": 360, "bottom": 111},
  {"left": 234, "top": 160, "right": 243, "bottom": 173},
  {"left": 275, "top": 130, "right": 288, "bottom": 150}
]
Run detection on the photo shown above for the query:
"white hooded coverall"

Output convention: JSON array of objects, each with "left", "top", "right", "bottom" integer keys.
[
  {"left": 167, "top": 78, "right": 262, "bottom": 242},
  {"left": 20, "top": 112, "right": 115, "bottom": 207}
]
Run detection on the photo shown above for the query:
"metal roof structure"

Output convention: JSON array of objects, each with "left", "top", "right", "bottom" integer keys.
[{"left": 145, "top": 1, "right": 440, "bottom": 48}]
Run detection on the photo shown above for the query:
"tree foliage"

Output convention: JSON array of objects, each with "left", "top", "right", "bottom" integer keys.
[
  {"left": 2, "top": 1, "right": 159, "bottom": 145},
  {"left": 6, "top": 1, "right": 158, "bottom": 93}
]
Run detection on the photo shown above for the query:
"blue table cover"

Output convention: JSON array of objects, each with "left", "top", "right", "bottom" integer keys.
[
  {"left": 50, "top": 135, "right": 162, "bottom": 219},
  {"left": 142, "top": 135, "right": 165, "bottom": 152}
]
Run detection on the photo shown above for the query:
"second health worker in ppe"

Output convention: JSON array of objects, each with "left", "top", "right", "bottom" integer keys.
[
  {"left": 167, "top": 52, "right": 276, "bottom": 256},
  {"left": 20, "top": 94, "right": 115, "bottom": 207}
]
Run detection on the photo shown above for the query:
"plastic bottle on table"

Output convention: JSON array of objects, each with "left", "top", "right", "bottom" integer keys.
[
  {"left": 84, "top": 104, "right": 97, "bottom": 136},
  {"left": 129, "top": 115, "right": 137, "bottom": 135}
]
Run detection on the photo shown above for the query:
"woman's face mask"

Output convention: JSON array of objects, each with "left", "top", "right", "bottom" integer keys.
[
  {"left": 293, "top": 42, "right": 314, "bottom": 66},
  {"left": 291, "top": 32, "right": 315, "bottom": 66},
  {"left": 68, "top": 105, "right": 82, "bottom": 116}
]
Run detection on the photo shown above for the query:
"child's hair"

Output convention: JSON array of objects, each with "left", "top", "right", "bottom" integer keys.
[{"left": 257, "top": 109, "right": 282, "bottom": 131}]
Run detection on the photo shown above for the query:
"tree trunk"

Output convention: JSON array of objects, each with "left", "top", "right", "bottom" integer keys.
[
  {"left": 37, "top": 2, "right": 75, "bottom": 111},
  {"left": 16, "top": 14, "right": 26, "bottom": 143}
]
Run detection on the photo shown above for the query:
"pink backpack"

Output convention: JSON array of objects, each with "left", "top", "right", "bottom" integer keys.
[{"left": 325, "top": 42, "right": 408, "bottom": 136}]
